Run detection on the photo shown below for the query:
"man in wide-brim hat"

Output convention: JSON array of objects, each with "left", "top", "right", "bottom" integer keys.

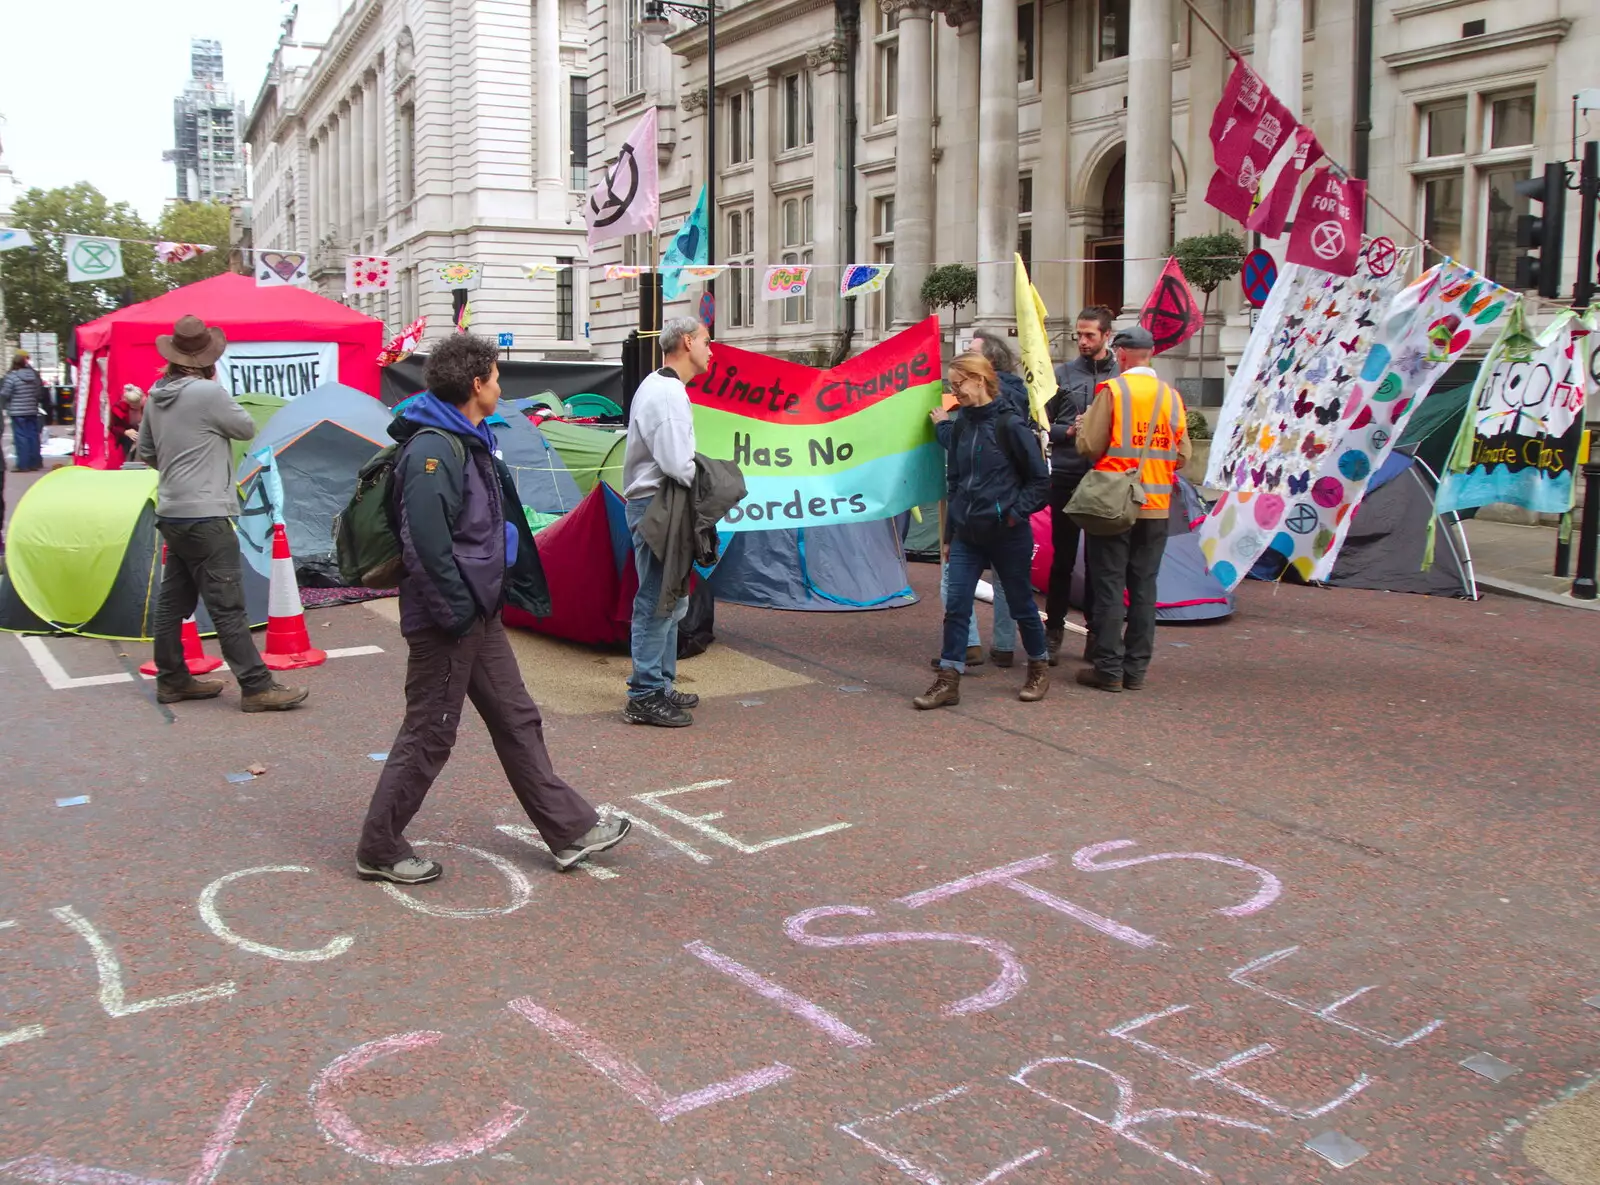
[{"left": 137, "top": 315, "right": 310, "bottom": 712}]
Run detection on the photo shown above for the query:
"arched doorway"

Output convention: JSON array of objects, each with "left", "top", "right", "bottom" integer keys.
[{"left": 1086, "top": 156, "right": 1124, "bottom": 316}]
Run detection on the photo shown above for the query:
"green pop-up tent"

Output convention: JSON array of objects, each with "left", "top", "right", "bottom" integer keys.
[
  {"left": 536, "top": 420, "right": 628, "bottom": 493},
  {"left": 0, "top": 468, "right": 267, "bottom": 639}
]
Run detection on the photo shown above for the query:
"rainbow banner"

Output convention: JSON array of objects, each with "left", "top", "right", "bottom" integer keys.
[{"left": 689, "top": 317, "right": 945, "bottom": 530}]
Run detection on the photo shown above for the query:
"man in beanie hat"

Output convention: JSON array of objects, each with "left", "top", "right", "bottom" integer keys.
[{"left": 137, "top": 315, "right": 308, "bottom": 711}]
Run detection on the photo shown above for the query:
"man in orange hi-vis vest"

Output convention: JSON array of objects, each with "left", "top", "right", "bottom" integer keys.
[{"left": 1074, "top": 326, "right": 1191, "bottom": 692}]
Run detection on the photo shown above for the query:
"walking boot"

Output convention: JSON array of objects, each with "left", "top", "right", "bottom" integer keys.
[
  {"left": 1019, "top": 659, "right": 1051, "bottom": 702},
  {"left": 241, "top": 682, "right": 309, "bottom": 712},
  {"left": 929, "top": 646, "right": 986, "bottom": 671},
  {"left": 156, "top": 678, "right": 226, "bottom": 705},
  {"left": 1045, "top": 625, "right": 1063, "bottom": 667},
  {"left": 990, "top": 649, "right": 1014, "bottom": 668},
  {"left": 1075, "top": 668, "right": 1123, "bottom": 693},
  {"left": 913, "top": 667, "right": 961, "bottom": 710}
]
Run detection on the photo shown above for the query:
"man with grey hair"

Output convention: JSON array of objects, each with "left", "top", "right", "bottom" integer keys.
[{"left": 622, "top": 316, "right": 712, "bottom": 726}]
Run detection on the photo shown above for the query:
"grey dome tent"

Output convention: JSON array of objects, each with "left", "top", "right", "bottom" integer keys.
[
  {"left": 710, "top": 518, "right": 918, "bottom": 611},
  {"left": 489, "top": 412, "right": 583, "bottom": 515},
  {"left": 236, "top": 381, "right": 394, "bottom": 585}
]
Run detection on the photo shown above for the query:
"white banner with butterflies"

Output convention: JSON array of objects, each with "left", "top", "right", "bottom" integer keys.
[{"left": 1200, "top": 258, "right": 1513, "bottom": 588}]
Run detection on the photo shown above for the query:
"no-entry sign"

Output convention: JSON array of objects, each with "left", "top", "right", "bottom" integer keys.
[{"left": 1241, "top": 249, "right": 1277, "bottom": 308}]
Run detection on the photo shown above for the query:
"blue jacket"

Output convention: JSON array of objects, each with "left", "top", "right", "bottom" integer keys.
[
  {"left": 1, "top": 365, "right": 44, "bottom": 418},
  {"left": 941, "top": 394, "right": 1050, "bottom": 545},
  {"left": 391, "top": 393, "right": 549, "bottom": 636}
]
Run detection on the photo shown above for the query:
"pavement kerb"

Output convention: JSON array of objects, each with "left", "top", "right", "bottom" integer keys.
[{"left": 1476, "top": 573, "right": 1600, "bottom": 611}]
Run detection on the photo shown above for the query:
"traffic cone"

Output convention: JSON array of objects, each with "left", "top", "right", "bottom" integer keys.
[
  {"left": 140, "top": 545, "right": 224, "bottom": 677},
  {"left": 261, "top": 522, "right": 327, "bottom": 670}
]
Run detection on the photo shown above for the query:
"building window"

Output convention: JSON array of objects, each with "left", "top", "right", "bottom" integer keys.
[
  {"left": 781, "top": 194, "right": 814, "bottom": 324},
  {"left": 1489, "top": 93, "right": 1535, "bottom": 149},
  {"left": 1018, "top": 3, "right": 1036, "bottom": 83},
  {"left": 728, "top": 90, "right": 754, "bottom": 165},
  {"left": 1423, "top": 100, "right": 1467, "bottom": 158},
  {"left": 1482, "top": 166, "right": 1529, "bottom": 287},
  {"left": 728, "top": 208, "right": 755, "bottom": 328},
  {"left": 556, "top": 257, "right": 575, "bottom": 340},
  {"left": 870, "top": 195, "right": 895, "bottom": 335},
  {"left": 1018, "top": 174, "right": 1033, "bottom": 273},
  {"left": 1421, "top": 175, "right": 1463, "bottom": 263},
  {"left": 874, "top": 10, "right": 899, "bottom": 123},
  {"left": 569, "top": 77, "right": 589, "bottom": 190},
  {"left": 621, "top": 0, "right": 644, "bottom": 96},
  {"left": 399, "top": 103, "right": 416, "bottom": 204},
  {"left": 782, "top": 71, "right": 814, "bottom": 151},
  {"left": 1098, "top": 0, "right": 1129, "bottom": 61},
  {"left": 621, "top": 234, "right": 640, "bottom": 294}
]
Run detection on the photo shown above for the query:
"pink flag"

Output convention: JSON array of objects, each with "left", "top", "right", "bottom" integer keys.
[
  {"left": 1246, "top": 126, "right": 1322, "bottom": 237},
  {"left": 587, "top": 108, "right": 660, "bottom": 249},
  {"left": 154, "top": 241, "right": 215, "bottom": 264},
  {"left": 1205, "top": 62, "right": 1297, "bottom": 226},
  {"left": 1286, "top": 167, "right": 1366, "bottom": 276}
]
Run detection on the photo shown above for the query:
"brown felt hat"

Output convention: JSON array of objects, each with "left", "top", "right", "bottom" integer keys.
[{"left": 155, "top": 314, "right": 227, "bottom": 368}]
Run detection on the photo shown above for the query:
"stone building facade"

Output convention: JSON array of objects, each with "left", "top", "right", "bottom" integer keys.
[
  {"left": 584, "top": 0, "right": 1598, "bottom": 384},
  {"left": 245, "top": 0, "right": 599, "bottom": 357}
]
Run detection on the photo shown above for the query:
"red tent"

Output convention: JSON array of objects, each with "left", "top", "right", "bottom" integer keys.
[{"left": 73, "top": 273, "right": 384, "bottom": 469}]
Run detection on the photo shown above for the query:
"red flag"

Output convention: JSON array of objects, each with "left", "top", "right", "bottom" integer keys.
[
  {"left": 1286, "top": 167, "right": 1366, "bottom": 276},
  {"left": 1246, "top": 126, "right": 1322, "bottom": 237},
  {"left": 1139, "top": 257, "right": 1202, "bottom": 355},
  {"left": 1205, "top": 60, "right": 1298, "bottom": 226}
]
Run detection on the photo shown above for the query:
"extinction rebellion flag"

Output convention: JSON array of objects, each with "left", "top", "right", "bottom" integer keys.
[{"left": 688, "top": 317, "right": 945, "bottom": 531}]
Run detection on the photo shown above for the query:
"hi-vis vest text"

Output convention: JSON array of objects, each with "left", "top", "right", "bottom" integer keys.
[{"left": 1093, "top": 375, "right": 1181, "bottom": 513}]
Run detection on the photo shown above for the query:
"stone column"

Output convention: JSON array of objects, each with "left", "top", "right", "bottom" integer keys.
[
  {"left": 751, "top": 77, "right": 775, "bottom": 340},
  {"left": 974, "top": 0, "right": 1018, "bottom": 327},
  {"left": 535, "top": 0, "right": 565, "bottom": 218},
  {"left": 364, "top": 75, "right": 381, "bottom": 231},
  {"left": 308, "top": 135, "right": 322, "bottom": 250},
  {"left": 947, "top": 10, "right": 981, "bottom": 268},
  {"left": 808, "top": 40, "right": 847, "bottom": 343},
  {"left": 1268, "top": 0, "right": 1303, "bottom": 120},
  {"left": 338, "top": 107, "right": 354, "bottom": 246},
  {"left": 1123, "top": 0, "right": 1173, "bottom": 310},
  {"left": 890, "top": 0, "right": 934, "bottom": 329},
  {"left": 1252, "top": 0, "right": 1274, "bottom": 68},
  {"left": 350, "top": 91, "right": 367, "bottom": 241},
  {"left": 1034, "top": 0, "right": 1071, "bottom": 322},
  {"left": 1182, "top": 0, "right": 1225, "bottom": 240}
]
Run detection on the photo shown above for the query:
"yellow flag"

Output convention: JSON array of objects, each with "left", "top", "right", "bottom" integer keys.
[{"left": 1013, "top": 253, "right": 1053, "bottom": 425}]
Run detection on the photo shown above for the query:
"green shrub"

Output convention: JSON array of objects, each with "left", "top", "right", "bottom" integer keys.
[{"left": 1187, "top": 408, "right": 1212, "bottom": 440}]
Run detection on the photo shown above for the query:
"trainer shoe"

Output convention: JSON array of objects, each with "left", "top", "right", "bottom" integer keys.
[
  {"left": 665, "top": 688, "right": 700, "bottom": 709},
  {"left": 357, "top": 857, "right": 443, "bottom": 884},
  {"left": 241, "top": 682, "right": 309, "bottom": 713},
  {"left": 554, "top": 817, "right": 632, "bottom": 871},
  {"left": 156, "top": 678, "right": 226, "bottom": 704},
  {"left": 623, "top": 691, "right": 692, "bottom": 728}
]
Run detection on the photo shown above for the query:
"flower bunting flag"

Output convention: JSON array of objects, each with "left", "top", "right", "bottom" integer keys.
[
  {"left": 763, "top": 265, "right": 812, "bottom": 300},
  {"left": 840, "top": 263, "right": 892, "bottom": 298},
  {"left": 345, "top": 256, "right": 393, "bottom": 295},
  {"left": 377, "top": 316, "right": 428, "bottom": 367}
]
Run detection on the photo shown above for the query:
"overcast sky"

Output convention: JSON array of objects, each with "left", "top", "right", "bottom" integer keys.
[{"left": 0, "top": 0, "right": 292, "bottom": 223}]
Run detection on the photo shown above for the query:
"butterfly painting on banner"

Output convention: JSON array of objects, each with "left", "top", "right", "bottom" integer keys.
[{"left": 1201, "top": 258, "right": 1514, "bottom": 588}]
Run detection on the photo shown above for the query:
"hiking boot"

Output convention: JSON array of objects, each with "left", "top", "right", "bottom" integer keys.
[
  {"left": 990, "top": 649, "right": 1014, "bottom": 669},
  {"left": 1122, "top": 672, "right": 1147, "bottom": 691},
  {"left": 1075, "top": 668, "right": 1123, "bottom": 693},
  {"left": 156, "top": 678, "right": 226, "bottom": 704},
  {"left": 929, "top": 646, "right": 986, "bottom": 671},
  {"left": 664, "top": 688, "right": 700, "bottom": 710},
  {"left": 624, "top": 691, "right": 692, "bottom": 728},
  {"left": 241, "top": 682, "right": 309, "bottom": 713},
  {"left": 1019, "top": 659, "right": 1051, "bottom": 702},
  {"left": 913, "top": 667, "right": 961, "bottom": 710},
  {"left": 554, "top": 817, "right": 632, "bottom": 871},
  {"left": 1082, "top": 636, "right": 1095, "bottom": 663},
  {"left": 357, "top": 856, "right": 443, "bottom": 884},
  {"left": 1045, "top": 625, "right": 1064, "bottom": 667}
]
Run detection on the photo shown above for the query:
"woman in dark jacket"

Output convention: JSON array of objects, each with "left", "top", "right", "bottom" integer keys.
[{"left": 915, "top": 352, "right": 1052, "bottom": 710}]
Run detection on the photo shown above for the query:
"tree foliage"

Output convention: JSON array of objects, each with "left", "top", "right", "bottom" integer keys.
[
  {"left": 154, "top": 201, "right": 233, "bottom": 288},
  {"left": 1172, "top": 232, "right": 1247, "bottom": 296},
  {"left": 4, "top": 184, "right": 165, "bottom": 344},
  {"left": 920, "top": 264, "right": 978, "bottom": 313}
]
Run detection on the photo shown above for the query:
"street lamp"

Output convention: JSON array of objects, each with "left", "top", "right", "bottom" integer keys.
[{"left": 635, "top": 0, "right": 717, "bottom": 336}]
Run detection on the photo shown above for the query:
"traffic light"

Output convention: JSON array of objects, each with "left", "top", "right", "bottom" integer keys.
[{"left": 1515, "top": 163, "right": 1567, "bottom": 299}]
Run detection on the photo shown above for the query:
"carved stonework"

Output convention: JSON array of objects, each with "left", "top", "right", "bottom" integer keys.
[
  {"left": 878, "top": 0, "right": 932, "bottom": 15},
  {"left": 680, "top": 87, "right": 708, "bottom": 114},
  {"left": 806, "top": 39, "right": 848, "bottom": 70},
  {"left": 934, "top": 0, "right": 979, "bottom": 28}
]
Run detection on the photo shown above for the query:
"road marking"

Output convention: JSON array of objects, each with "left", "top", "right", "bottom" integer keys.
[
  {"left": 377, "top": 842, "right": 533, "bottom": 919},
  {"left": 633, "top": 779, "right": 852, "bottom": 854},
  {"left": 607, "top": 808, "right": 713, "bottom": 864},
  {"left": 16, "top": 636, "right": 384, "bottom": 691},
  {"left": 0, "top": 921, "right": 47, "bottom": 1049},
  {"left": 685, "top": 940, "right": 872, "bottom": 1048},
  {"left": 49, "top": 905, "right": 237, "bottom": 1019},
  {"left": 198, "top": 866, "right": 356, "bottom": 962}
]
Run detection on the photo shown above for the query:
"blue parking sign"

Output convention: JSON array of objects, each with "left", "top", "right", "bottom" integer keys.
[{"left": 497, "top": 332, "right": 515, "bottom": 349}]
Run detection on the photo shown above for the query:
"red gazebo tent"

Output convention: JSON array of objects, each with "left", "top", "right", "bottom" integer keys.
[{"left": 73, "top": 273, "right": 384, "bottom": 469}]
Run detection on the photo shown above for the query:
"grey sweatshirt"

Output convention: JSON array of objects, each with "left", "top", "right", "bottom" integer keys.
[
  {"left": 622, "top": 367, "right": 697, "bottom": 499},
  {"left": 136, "top": 375, "right": 259, "bottom": 518}
]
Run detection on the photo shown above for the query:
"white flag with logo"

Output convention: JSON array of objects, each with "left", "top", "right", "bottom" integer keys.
[
  {"left": 587, "top": 108, "right": 659, "bottom": 249},
  {"left": 0, "top": 228, "right": 35, "bottom": 252},
  {"left": 65, "top": 235, "right": 124, "bottom": 283}
]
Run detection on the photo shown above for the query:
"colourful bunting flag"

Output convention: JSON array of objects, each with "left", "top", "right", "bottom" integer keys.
[
  {"left": 841, "top": 264, "right": 892, "bottom": 298},
  {"left": 763, "top": 265, "right": 812, "bottom": 300},
  {"left": 345, "top": 255, "right": 392, "bottom": 294},
  {"left": 661, "top": 186, "right": 709, "bottom": 300},
  {"left": 1286, "top": 167, "right": 1366, "bottom": 277},
  {"left": 588, "top": 107, "right": 660, "bottom": 249},
  {"left": 255, "top": 250, "right": 310, "bottom": 286},
  {"left": 377, "top": 316, "right": 428, "bottom": 367}
]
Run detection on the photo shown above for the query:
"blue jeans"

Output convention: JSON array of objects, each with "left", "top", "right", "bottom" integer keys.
[
  {"left": 941, "top": 525, "right": 1048, "bottom": 671},
  {"left": 626, "top": 496, "right": 689, "bottom": 700},
  {"left": 938, "top": 558, "right": 1015, "bottom": 652},
  {"left": 10, "top": 415, "right": 40, "bottom": 470}
]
